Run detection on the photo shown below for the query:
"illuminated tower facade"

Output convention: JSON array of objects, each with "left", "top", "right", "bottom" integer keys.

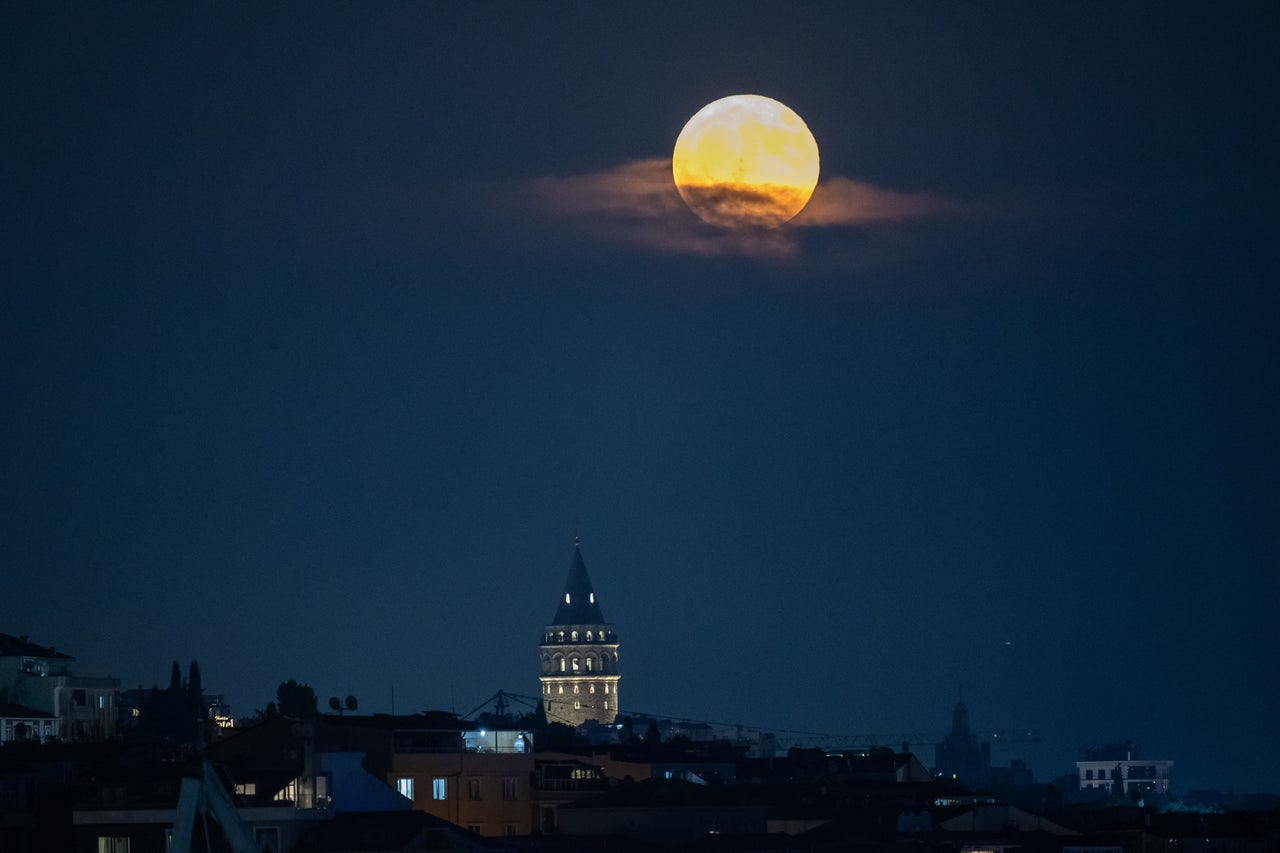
[{"left": 538, "top": 542, "right": 620, "bottom": 727}]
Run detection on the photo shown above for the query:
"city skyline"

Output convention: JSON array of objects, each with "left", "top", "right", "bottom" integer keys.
[{"left": 5, "top": 4, "right": 1278, "bottom": 795}]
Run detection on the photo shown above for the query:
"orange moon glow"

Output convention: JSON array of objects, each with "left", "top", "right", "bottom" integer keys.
[{"left": 672, "top": 94, "right": 820, "bottom": 229}]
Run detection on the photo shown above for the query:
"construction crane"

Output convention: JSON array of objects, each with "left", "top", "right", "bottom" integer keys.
[{"left": 171, "top": 759, "right": 261, "bottom": 853}]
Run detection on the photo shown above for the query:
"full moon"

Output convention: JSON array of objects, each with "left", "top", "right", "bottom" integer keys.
[{"left": 672, "top": 94, "right": 820, "bottom": 229}]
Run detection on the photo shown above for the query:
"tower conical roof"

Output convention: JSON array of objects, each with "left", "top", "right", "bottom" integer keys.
[{"left": 551, "top": 543, "right": 607, "bottom": 625}]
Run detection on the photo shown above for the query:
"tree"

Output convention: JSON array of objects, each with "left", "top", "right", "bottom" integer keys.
[
  {"left": 276, "top": 680, "right": 318, "bottom": 717},
  {"left": 187, "top": 661, "right": 203, "bottom": 707},
  {"left": 169, "top": 661, "right": 183, "bottom": 692}
]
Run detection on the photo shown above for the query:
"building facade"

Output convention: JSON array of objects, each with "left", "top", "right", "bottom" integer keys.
[
  {"left": 0, "top": 632, "right": 119, "bottom": 741},
  {"left": 538, "top": 543, "right": 620, "bottom": 727},
  {"left": 1076, "top": 741, "right": 1173, "bottom": 796}
]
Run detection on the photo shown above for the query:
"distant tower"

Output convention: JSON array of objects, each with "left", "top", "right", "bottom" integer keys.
[
  {"left": 934, "top": 701, "right": 991, "bottom": 788},
  {"left": 538, "top": 542, "right": 620, "bottom": 727}
]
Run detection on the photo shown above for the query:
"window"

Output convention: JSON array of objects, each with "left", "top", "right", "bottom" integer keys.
[
  {"left": 589, "top": 684, "right": 595, "bottom": 693},
  {"left": 502, "top": 776, "right": 518, "bottom": 800},
  {"left": 254, "top": 828, "right": 280, "bottom": 853},
  {"left": 1085, "top": 769, "right": 1093, "bottom": 780},
  {"left": 559, "top": 658, "right": 565, "bottom": 672},
  {"left": 396, "top": 777, "right": 414, "bottom": 800},
  {"left": 565, "top": 593, "right": 571, "bottom": 603},
  {"left": 571, "top": 657, "right": 579, "bottom": 671},
  {"left": 589, "top": 593, "right": 594, "bottom": 603},
  {"left": 432, "top": 778, "right": 447, "bottom": 800},
  {"left": 468, "top": 824, "right": 482, "bottom": 834},
  {"left": 504, "top": 822, "right": 518, "bottom": 836},
  {"left": 98, "top": 838, "right": 130, "bottom": 853},
  {"left": 468, "top": 778, "right": 482, "bottom": 800},
  {"left": 573, "top": 684, "right": 579, "bottom": 694},
  {"left": 586, "top": 631, "right": 593, "bottom": 641},
  {"left": 234, "top": 782, "right": 257, "bottom": 796},
  {"left": 557, "top": 685, "right": 563, "bottom": 694},
  {"left": 586, "top": 657, "right": 593, "bottom": 672},
  {"left": 574, "top": 700, "right": 581, "bottom": 709},
  {"left": 603, "top": 701, "right": 608, "bottom": 710},
  {"left": 571, "top": 631, "right": 578, "bottom": 641},
  {"left": 604, "top": 684, "right": 609, "bottom": 694}
]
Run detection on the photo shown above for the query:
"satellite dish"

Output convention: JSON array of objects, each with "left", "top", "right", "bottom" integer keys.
[
  {"left": 328, "top": 697, "right": 341, "bottom": 712},
  {"left": 345, "top": 696, "right": 358, "bottom": 711}
]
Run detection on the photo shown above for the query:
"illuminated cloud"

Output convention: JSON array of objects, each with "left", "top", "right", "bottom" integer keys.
[{"left": 517, "top": 157, "right": 966, "bottom": 259}]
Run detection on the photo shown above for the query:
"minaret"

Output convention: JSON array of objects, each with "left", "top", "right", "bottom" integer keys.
[{"left": 538, "top": 541, "right": 620, "bottom": 727}]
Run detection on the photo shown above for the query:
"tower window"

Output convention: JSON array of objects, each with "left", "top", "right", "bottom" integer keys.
[
  {"left": 589, "top": 593, "right": 594, "bottom": 603},
  {"left": 565, "top": 593, "right": 571, "bottom": 603},
  {"left": 586, "top": 631, "right": 593, "bottom": 641},
  {"left": 559, "top": 658, "right": 565, "bottom": 672},
  {"left": 574, "top": 700, "right": 580, "bottom": 709},
  {"left": 571, "top": 631, "right": 578, "bottom": 641},
  {"left": 604, "top": 701, "right": 608, "bottom": 710},
  {"left": 571, "top": 657, "right": 579, "bottom": 671},
  {"left": 589, "top": 684, "right": 595, "bottom": 693},
  {"left": 586, "top": 657, "right": 593, "bottom": 672}
]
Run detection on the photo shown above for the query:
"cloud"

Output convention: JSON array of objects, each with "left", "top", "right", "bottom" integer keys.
[{"left": 514, "top": 157, "right": 966, "bottom": 259}]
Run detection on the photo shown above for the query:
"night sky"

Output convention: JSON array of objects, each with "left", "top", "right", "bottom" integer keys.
[{"left": 5, "top": 4, "right": 1278, "bottom": 793}]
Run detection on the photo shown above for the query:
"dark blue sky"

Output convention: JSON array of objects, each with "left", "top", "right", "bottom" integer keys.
[{"left": 4, "top": 4, "right": 1278, "bottom": 792}]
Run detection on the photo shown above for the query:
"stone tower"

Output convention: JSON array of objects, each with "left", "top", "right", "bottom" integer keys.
[{"left": 538, "top": 542, "right": 620, "bottom": 727}]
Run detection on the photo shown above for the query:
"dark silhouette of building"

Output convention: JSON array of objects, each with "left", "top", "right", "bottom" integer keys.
[
  {"left": 934, "top": 702, "right": 990, "bottom": 788},
  {"left": 538, "top": 541, "right": 620, "bottom": 727}
]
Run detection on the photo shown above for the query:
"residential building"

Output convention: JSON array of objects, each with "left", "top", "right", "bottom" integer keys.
[
  {"left": 1076, "top": 740, "right": 1173, "bottom": 796},
  {"left": 0, "top": 632, "right": 119, "bottom": 741}
]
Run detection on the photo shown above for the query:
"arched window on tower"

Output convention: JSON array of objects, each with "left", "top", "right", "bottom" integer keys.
[
  {"left": 586, "top": 656, "right": 594, "bottom": 672},
  {"left": 571, "top": 630, "right": 578, "bottom": 641},
  {"left": 559, "top": 658, "right": 565, "bottom": 673},
  {"left": 557, "top": 631, "right": 564, "bottom": 642},
  {"left": 571, "top": 657, "right": 580, "bottom": 672},
  {"left": 586, "top": 630, "right": 593, "bottom": 641}
]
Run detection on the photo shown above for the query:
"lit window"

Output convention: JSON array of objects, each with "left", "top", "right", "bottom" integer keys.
[
  {"left": 565, "top": 593, "right": 571, "bottom": 603},
  {"left": 432, "top": 778, "right": 447, "bottom": 800},
  {"left": 604, "top": 701, "right": 609, "bottom": 710},
  {"left": 571, "top": 658, "right": 579, "bottom": 671},
  {"left": 589, "top": 684, "right": 595, "bottom": 693},
  {"left": 98, "top": 838, "right": 130, "bottom": 853},
  {"left": 589, "top": 593, "right": 594, "bottom": 603},
  {"left": 604, "top": 684, "right": 609, "bottom": 694},
  {"left": 571, "top": 631, "right": 578, "bottom": 641},
  {"left": 586, "top": 658, "right": 593, "bottom": 672},
  {"left": 559, "top": 658, "right": 565, "bottom": 672},
  {"left": 396, "top": 778, "right": 414, "bottom": 800},
  {"left": 234, "top": 782, "right": 257, "bottom": 796},
  {"left": 557, "top": 685, "right": 563, "bottom": 694},
  {"left": 573, "top": 684, "right": 579, "bottom": 694},
  {"left": 574, "top": 700, "right": 580, "bottom": 709},
  {"left": 586, "top": 631, "right": 593, "bottom": 641},
  {"left": 558, "top": 631, "right": 564, "bottom": 641}
]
